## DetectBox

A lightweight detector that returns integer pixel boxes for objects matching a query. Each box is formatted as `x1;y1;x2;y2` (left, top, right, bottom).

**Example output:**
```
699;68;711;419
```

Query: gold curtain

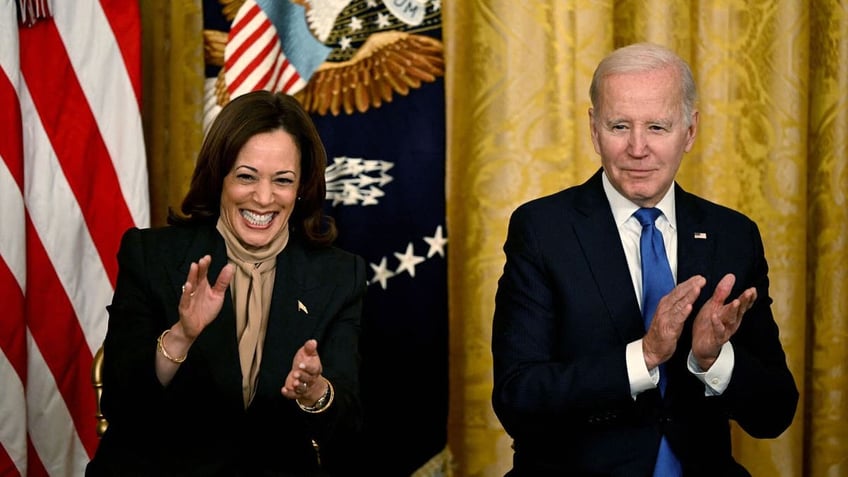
443;1;847;476
140;0;205;227
140;1;847;475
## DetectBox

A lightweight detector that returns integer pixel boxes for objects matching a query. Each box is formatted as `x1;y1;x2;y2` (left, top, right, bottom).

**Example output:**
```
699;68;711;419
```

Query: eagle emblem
204;0;444;116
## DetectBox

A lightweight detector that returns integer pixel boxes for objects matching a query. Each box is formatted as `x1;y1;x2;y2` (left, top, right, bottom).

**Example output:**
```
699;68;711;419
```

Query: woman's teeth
241;210;274;226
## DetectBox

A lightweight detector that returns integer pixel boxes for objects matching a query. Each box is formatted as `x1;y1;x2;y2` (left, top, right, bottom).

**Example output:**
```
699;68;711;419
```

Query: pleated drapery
443;2;846;476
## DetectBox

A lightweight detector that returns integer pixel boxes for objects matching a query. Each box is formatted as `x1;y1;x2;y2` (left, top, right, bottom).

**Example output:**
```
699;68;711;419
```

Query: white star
361;186;384;206
366;0;378;7
376;12;391;28
394;242;425;277
341;182;362;205
431;0;441;11
423;225;448;258
369;257;395;290
339;36;352;50
350;16;363;31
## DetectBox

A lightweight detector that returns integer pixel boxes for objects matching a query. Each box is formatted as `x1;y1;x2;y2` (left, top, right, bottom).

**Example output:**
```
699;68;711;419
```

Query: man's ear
684;110;699;152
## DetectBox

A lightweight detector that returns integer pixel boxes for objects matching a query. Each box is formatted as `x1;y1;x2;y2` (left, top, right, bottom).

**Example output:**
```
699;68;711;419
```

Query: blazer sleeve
492;200;639;440
100;227;175;428
706;217;798;438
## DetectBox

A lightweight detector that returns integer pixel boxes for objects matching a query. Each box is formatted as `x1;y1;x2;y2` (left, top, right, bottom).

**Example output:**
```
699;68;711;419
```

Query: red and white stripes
0;0;148;475
224;0;306;98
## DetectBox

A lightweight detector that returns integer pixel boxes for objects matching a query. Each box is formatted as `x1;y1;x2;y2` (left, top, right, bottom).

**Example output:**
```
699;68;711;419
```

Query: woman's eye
236;173;255;181
275;177;294;185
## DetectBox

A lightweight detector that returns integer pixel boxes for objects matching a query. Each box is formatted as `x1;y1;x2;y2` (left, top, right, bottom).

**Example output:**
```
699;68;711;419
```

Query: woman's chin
237;224;285;249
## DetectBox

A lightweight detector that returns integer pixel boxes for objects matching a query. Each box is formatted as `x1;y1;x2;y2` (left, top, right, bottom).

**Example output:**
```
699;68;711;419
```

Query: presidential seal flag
0;0;149;475
202;0;449;474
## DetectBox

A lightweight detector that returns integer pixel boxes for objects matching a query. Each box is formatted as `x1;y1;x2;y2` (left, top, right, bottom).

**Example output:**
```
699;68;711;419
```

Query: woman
87;91;366;476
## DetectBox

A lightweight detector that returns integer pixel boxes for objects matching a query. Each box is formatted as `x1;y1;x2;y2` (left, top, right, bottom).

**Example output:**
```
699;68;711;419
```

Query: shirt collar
601;169;677;229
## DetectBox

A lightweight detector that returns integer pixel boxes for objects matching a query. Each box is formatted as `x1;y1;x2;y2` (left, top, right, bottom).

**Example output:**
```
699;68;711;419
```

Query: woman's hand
281;339;329;405
177;255;235;341
156;255;234;385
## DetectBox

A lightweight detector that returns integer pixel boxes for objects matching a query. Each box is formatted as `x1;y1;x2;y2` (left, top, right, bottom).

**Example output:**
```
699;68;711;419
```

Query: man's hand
643;275;706;370
691;273;756;370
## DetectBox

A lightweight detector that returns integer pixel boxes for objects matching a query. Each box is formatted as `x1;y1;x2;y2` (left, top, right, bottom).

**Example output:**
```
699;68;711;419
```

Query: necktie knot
634;207;662;227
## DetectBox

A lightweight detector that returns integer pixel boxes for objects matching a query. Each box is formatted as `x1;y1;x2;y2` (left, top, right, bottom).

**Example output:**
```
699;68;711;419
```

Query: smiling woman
173;91;337;246
220;129;300;249
86;91;367;476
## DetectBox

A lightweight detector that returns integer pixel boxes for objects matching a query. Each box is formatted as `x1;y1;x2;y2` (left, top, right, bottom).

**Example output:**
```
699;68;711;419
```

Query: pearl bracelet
157;329;187;364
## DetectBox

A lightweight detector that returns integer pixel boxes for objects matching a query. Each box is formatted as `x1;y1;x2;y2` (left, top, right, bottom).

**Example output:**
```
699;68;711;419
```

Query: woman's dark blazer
87;222;366;477
492;169;798;476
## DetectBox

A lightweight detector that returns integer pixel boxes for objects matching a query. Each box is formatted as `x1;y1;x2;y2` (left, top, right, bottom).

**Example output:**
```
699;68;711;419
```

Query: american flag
223;0;330;99
0;0;148;475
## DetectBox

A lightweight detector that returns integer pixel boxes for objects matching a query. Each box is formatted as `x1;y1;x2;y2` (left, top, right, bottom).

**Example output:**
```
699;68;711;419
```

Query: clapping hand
281;339;329;406
691;273;756;370
177;255;235;341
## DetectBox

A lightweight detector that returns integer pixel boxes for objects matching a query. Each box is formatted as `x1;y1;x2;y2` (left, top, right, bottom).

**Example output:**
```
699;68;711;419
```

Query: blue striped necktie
634;207;682;477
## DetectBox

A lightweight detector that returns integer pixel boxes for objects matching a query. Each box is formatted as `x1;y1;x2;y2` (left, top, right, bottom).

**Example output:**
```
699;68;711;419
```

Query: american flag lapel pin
694;232;707;239
297;300;309;315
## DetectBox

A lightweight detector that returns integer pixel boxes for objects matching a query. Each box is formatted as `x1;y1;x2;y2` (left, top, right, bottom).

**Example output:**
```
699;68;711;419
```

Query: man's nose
628;129;649;157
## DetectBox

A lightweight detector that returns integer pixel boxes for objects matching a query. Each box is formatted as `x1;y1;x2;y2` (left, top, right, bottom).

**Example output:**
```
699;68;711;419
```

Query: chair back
91;345;108;437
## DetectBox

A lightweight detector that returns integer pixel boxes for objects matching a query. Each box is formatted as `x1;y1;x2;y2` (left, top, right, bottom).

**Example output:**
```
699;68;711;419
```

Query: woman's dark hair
168;90;337;246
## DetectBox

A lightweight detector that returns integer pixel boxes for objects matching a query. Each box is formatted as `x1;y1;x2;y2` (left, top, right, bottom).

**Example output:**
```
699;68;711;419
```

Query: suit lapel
573;171;645;343
666;186;716;397
256;238;332;398
674;185;715;289
163;224;232;299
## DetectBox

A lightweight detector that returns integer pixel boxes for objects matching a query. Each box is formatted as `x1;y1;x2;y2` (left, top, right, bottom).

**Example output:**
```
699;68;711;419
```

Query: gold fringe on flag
17;0;52;27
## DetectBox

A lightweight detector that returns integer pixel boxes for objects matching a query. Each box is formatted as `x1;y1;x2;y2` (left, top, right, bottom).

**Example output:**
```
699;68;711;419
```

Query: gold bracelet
297;379;334;414
157;329;187;364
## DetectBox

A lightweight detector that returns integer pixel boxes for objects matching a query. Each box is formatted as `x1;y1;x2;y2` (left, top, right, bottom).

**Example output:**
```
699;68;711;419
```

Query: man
491;43;798;476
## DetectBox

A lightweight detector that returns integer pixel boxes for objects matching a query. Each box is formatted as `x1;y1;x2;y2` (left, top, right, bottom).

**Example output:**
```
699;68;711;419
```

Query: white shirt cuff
687;341;735;396
626;339;659;399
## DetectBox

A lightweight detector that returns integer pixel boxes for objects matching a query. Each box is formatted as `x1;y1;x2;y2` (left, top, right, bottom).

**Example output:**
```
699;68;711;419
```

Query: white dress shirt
601;171;733;398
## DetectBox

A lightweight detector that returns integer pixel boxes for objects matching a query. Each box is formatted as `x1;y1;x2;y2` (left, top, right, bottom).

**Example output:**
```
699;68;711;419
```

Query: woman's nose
253;180;273;205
